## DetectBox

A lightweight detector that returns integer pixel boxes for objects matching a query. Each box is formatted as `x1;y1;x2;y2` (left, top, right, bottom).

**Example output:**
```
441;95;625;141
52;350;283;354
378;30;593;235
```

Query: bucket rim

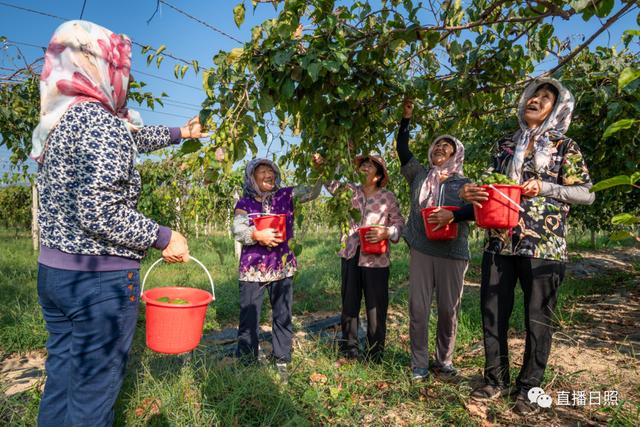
421;205;461;213
142;286;213;308
478;184;522;190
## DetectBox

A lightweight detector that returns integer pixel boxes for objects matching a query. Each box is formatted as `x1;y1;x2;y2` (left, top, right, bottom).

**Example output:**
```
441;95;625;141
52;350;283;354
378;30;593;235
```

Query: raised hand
402;98;414;119
180;116;209;139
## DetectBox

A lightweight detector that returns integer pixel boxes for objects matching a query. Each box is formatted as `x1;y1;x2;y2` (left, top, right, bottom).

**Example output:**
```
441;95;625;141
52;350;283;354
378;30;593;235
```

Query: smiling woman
460;78;596;416
230;158;322;377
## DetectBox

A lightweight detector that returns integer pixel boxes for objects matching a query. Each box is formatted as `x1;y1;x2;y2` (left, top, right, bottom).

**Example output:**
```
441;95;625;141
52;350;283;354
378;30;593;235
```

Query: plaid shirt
327;181;405;268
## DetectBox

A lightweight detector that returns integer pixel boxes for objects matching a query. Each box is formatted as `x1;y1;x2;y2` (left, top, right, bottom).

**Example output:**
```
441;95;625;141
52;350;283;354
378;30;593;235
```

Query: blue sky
0;0;637;173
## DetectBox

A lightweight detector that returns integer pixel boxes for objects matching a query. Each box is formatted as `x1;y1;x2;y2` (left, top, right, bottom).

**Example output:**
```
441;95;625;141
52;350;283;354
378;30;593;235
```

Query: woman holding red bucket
231;159;321;374
325;155;404;362
396;99;473;382
460;78;595;415
33;20;201;427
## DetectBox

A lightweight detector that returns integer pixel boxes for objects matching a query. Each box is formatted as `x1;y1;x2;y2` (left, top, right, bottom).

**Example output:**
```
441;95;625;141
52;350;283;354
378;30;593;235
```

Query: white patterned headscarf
419;134;465;208
31;20;141;163
507;78;574;183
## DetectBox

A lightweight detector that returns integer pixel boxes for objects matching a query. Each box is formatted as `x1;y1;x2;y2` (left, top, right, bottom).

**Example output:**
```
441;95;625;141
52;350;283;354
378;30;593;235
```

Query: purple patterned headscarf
242;158;282;212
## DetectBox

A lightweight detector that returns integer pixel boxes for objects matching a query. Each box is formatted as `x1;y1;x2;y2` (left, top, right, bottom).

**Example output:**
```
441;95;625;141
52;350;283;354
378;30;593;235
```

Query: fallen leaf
309;372;328;384
465;401;490;424
134;397;161;418
376;381;389;391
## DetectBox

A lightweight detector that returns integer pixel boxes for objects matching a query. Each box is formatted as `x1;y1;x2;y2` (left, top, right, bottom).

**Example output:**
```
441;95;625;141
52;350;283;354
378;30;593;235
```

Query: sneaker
411;367;429;381
513;393;540;416
433;365;458;380
470;383;512;401
275;362;289;384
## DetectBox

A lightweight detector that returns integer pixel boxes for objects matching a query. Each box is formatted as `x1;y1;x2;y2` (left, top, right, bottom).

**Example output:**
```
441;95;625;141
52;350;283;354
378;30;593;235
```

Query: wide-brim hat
355;154;389;188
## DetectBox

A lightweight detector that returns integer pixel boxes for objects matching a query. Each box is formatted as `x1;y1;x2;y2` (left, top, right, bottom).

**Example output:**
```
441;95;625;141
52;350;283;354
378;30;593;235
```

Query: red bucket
141;257;215;354
473;184;523;229
358;226;388;255
421;206;460;240
252;214;287;241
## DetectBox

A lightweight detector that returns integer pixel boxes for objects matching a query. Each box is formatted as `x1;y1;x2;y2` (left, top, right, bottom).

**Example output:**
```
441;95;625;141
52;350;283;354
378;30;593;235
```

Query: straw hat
355;154;389;188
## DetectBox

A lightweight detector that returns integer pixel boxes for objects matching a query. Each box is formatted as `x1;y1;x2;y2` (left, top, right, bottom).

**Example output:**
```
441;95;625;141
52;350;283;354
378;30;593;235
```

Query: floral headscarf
243;158;282;213
419;135;465;208
31;20;141;163
507;78;574;183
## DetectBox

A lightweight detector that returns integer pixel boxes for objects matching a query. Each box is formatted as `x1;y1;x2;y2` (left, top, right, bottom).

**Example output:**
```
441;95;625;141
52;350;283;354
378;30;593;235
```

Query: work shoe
411;367;429;381
433;364;458;381
513;393;540;416
470;383;512;401
275;362;289;384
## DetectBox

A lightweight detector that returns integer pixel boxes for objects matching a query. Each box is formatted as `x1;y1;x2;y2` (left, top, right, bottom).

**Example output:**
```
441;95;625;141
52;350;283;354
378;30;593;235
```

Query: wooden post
31;180;39;251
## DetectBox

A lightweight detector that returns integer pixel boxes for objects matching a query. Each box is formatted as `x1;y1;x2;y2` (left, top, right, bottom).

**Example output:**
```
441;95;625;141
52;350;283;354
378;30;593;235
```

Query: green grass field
0;229;638;426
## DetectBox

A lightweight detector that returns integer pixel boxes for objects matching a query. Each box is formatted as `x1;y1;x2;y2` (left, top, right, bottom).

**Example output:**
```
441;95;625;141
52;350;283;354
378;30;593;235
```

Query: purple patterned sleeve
169;127;182;144
152;226;172;250
235;198;249;212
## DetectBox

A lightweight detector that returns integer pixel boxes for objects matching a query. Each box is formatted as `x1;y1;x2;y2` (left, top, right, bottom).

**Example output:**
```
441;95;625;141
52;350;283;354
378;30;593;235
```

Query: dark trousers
340;249;390;359
37;264;140;427
236;277;293;363
480;252;565;392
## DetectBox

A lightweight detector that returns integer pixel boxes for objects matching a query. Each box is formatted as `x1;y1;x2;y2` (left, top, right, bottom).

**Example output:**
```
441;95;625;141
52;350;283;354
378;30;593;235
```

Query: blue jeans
37;264;140;427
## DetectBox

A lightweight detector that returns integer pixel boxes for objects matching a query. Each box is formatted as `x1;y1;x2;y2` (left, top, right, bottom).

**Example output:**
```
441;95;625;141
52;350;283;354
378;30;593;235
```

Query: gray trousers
409;248;467;369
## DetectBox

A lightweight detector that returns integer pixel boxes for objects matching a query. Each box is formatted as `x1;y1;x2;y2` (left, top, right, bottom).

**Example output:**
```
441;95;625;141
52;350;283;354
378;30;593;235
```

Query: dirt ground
460;248;640;426
2;248;639;426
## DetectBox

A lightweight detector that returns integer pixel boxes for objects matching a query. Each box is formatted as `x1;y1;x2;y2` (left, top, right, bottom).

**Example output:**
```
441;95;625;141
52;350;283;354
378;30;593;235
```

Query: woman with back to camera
33;20;206;427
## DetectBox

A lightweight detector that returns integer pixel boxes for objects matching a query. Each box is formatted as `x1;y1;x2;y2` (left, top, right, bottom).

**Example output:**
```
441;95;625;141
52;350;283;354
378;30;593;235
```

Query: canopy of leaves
200;0;636;182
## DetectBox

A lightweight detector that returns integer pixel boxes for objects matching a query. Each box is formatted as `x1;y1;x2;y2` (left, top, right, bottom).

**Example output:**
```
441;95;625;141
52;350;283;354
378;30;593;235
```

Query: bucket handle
141;256;215;300
487;184;525;212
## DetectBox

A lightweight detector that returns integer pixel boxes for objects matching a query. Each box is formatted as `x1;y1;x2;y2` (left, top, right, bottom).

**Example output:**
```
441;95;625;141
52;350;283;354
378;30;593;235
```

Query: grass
0;228;638;425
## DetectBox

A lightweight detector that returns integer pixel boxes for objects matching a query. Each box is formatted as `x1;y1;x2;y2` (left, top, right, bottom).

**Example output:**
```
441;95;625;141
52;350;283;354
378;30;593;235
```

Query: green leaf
180;139;202;154
199;109;213;125
630;171;640;184
156;44;166;55
424;30;440;49
569;0;591;12
602;119;637;139
611;213;639;225
594;0;614;17
618;67;640;91
273;50;293;66
233;3;246;28
590;175;631;192
227;48;244;64
258;94;274;113
307;62;321;82
282;79;295;98
609;230;635;241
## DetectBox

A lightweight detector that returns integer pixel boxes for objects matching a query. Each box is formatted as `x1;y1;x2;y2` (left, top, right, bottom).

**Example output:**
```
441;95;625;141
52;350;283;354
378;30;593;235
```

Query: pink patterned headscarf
31;20;141;163
418;135;465;208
